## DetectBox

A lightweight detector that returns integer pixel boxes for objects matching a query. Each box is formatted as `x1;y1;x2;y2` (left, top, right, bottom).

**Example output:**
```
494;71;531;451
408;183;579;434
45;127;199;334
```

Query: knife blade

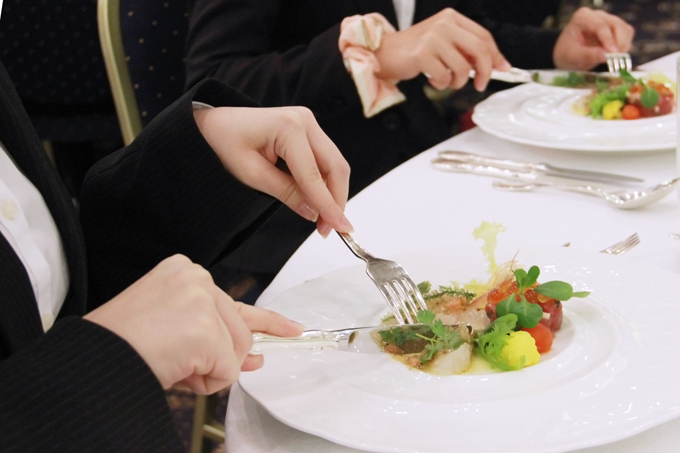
469;68;633;86
249;324;430;355
437;150;644;183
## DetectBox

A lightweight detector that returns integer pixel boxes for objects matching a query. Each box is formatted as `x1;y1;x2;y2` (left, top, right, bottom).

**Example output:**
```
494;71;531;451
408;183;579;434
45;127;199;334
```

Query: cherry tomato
541;299;563;331
521;324;554;354
657;92;674;115
621;104;640;120
630;82;675;118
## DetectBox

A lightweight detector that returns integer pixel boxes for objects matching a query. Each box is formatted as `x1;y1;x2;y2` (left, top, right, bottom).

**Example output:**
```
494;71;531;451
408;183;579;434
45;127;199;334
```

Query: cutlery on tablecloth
468;67;631;85
600;233;640;255
436;150;644;183
249;324;429;355
492;178;679;210
561;233;640;255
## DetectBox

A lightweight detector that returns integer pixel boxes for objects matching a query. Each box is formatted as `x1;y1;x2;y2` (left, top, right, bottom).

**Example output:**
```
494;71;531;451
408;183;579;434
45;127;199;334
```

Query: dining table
224;52;680;453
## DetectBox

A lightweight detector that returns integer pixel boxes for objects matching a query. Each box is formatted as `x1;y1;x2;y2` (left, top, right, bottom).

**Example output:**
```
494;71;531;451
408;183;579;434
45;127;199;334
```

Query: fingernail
339;215;354;233
299;203;319;222
318;223;332;238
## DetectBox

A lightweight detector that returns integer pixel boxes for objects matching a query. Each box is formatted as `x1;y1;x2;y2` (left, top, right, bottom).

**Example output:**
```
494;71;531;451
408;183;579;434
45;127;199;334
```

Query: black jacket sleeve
80;79;278;307
185;0;366;113
185;0;560;111
0;317;184;452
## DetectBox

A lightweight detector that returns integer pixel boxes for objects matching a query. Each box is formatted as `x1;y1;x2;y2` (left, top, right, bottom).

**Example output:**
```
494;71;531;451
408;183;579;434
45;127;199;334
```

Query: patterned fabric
120;0;189;127
339;13;406;118
0;0;120;142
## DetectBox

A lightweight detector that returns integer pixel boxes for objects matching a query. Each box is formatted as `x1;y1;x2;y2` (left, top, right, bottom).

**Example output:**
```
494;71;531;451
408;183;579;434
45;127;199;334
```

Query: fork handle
438;150;541;173
337;232;375;261
431;158;540;181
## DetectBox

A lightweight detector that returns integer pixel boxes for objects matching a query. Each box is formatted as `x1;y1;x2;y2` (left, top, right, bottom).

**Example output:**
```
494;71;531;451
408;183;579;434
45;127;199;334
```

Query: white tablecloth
225;54;680;453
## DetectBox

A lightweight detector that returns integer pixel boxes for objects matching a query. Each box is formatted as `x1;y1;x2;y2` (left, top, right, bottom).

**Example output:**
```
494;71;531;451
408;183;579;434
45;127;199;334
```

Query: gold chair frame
97;0;225;450
97;0;142;146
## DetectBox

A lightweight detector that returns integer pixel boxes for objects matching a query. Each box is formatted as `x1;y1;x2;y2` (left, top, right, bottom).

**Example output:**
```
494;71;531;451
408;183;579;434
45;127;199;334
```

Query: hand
194;106;352;238
83;255;303;394
553;7;635;70
374;8;510;92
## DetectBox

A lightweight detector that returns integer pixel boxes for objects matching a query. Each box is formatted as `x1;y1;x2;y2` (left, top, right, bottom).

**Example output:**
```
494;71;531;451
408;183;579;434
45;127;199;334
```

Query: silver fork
605;52;632;73
599;232;640;255
337;232;427;324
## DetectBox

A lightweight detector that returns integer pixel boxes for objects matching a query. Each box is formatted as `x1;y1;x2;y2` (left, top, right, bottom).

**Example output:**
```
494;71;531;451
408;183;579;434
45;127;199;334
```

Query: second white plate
472;83;676;153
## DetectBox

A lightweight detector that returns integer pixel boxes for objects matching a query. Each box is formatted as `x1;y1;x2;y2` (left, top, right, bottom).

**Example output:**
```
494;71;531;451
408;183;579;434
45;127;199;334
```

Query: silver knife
436;150;644;183
249;324;430;355
469;68;629;86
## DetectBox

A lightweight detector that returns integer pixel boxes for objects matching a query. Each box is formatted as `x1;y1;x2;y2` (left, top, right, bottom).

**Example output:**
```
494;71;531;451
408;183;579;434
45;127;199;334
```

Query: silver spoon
493;177;679;210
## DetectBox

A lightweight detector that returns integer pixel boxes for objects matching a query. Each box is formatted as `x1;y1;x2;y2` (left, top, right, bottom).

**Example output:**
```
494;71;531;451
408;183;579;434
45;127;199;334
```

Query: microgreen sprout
414;310;465;364
496;265;590;329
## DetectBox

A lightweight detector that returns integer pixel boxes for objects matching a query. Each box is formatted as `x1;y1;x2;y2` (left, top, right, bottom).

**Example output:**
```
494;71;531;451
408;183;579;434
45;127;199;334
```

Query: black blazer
184;0;561;275
0;61;278;452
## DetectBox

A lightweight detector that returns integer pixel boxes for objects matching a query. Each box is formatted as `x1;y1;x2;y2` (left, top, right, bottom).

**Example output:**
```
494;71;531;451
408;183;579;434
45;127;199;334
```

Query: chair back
0;0;120;142
98;0;188;145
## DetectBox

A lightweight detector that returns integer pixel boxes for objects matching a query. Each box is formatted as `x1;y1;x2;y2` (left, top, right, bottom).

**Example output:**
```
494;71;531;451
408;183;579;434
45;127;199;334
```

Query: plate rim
472;83;676;153
240;245;680;453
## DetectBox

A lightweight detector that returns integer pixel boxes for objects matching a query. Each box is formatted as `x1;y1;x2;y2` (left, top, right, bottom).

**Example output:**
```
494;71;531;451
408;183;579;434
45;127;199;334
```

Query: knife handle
437;150;539;173
249;330;343;355
431;157;539;181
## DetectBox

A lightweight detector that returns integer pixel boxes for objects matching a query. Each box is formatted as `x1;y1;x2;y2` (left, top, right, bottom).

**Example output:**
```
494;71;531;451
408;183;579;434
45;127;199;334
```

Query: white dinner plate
472;81;676;153
239;245;680;453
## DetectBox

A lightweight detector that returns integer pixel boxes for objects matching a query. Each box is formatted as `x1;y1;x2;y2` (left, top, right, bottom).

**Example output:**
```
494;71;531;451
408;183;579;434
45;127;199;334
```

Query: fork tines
337;232;427;325
605;52;633;73
377;273;427;324
600;232;640;255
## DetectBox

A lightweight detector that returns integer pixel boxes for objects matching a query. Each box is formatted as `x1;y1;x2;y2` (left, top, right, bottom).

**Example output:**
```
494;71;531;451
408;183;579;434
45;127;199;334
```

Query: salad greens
589;85;628;118
475;314;522;371
380;255;592;373
551;71;589;88
378;310;464;364
415;310;465;363
588;69;660;117
495;265;590;329
418;281;476;303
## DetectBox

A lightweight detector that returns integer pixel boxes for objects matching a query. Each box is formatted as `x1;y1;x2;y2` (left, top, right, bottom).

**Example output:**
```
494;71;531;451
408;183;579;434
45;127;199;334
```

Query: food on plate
548;71;617;90
554;70;675;120
374;312;473;375
374;261;590;375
